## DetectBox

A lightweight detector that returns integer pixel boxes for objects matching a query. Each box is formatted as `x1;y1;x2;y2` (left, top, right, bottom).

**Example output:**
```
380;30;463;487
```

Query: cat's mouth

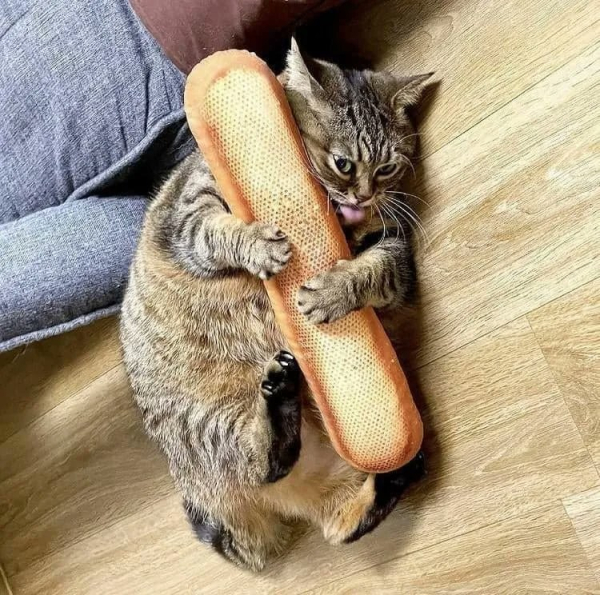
330;198;366;225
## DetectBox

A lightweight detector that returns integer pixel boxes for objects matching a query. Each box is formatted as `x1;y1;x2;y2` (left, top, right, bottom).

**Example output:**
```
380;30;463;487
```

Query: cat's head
281;40;432;226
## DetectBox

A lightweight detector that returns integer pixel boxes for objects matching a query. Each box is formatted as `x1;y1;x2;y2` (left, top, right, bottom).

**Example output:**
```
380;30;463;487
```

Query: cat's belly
190;276;409;368
187;274;286;365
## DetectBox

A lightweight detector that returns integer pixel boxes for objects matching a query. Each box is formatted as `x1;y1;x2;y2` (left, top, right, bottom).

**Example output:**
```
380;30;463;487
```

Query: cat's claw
244;223;291;280
297;262;358;324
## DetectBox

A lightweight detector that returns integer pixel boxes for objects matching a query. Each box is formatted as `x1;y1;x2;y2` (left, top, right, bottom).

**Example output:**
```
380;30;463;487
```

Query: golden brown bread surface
184;50;422;472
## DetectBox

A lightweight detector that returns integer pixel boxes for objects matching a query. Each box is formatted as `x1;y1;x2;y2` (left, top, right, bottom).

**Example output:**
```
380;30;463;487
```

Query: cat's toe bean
275;350;300;377
261;381;275;397
261;351;300;399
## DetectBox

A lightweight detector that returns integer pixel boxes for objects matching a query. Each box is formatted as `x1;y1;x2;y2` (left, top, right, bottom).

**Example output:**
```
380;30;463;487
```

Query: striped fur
120;44;430;571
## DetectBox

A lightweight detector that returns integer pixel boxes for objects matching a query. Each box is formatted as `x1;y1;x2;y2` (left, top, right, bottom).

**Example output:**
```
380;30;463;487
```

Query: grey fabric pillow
0;0;191;352
0;197;148;352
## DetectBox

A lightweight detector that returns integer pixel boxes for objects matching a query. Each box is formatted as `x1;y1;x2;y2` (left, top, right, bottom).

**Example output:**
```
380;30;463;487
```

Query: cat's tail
184;500;271;572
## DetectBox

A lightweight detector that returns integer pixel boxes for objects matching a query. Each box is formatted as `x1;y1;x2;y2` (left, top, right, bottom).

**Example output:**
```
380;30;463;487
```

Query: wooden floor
1;0;599;593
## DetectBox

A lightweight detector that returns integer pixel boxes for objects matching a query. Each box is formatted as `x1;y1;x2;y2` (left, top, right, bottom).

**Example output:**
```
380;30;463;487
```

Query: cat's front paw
297;261;359;324
243;223;291;280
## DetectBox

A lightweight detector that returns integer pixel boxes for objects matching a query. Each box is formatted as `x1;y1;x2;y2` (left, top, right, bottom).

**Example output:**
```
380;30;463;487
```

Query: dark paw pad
343;452;426;545
374;450;426;505
261;351;300;399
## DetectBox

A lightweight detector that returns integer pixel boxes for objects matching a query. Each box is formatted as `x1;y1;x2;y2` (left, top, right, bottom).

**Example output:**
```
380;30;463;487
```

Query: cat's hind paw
262;351;302;483
261;351;300;400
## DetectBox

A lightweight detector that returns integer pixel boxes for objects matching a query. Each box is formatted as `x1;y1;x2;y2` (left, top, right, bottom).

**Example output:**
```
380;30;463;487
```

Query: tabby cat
120;40;431;571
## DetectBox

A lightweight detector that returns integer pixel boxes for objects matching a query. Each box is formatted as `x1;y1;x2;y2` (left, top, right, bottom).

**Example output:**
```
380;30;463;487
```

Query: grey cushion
0;197;148;352
0;0;192;351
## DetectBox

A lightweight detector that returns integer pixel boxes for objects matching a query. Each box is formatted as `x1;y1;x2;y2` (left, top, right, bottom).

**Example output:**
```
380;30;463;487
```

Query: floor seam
419;36;600;162
3;494;176;589
0;361;122;451
560;495;600;586
0;562;14;595
415;272;600;372
525;314;600;479
298;502;559;595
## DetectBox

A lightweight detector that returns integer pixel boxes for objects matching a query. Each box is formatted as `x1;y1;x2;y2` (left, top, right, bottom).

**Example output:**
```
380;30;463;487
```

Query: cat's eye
332;155;355;176
376;163;399;178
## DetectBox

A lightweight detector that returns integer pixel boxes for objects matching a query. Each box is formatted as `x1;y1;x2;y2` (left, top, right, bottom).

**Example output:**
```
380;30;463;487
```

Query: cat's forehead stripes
338;76;394;165
347;109;391;166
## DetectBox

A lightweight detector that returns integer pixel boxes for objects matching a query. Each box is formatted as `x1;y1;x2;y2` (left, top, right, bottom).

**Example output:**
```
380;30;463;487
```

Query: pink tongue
338;204;366;224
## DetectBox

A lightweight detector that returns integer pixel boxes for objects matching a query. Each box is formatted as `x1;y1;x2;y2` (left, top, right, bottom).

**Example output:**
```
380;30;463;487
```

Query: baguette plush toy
184;50;423;473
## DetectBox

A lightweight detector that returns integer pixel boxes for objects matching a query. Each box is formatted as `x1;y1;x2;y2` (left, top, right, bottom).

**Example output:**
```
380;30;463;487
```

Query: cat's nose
356;194;373;204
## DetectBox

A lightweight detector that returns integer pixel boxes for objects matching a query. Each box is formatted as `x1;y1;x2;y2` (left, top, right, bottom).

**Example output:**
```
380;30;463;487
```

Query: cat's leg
146;350;302;489
172;352;301;570
171;201;292;280
261;350;303;483
156;152;292;279
297;235;416;325
135;351;301;571
319;451;425;544
184;498;293;571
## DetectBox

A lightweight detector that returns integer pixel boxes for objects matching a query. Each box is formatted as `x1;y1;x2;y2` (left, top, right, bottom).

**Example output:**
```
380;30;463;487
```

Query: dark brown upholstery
130;0;344;74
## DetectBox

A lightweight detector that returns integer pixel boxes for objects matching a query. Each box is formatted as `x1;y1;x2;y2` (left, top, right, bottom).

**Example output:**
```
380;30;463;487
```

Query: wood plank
564;486;600;581
2;4;599;594
9;497;207;595
0;564;12;595
528;278;600;467
0;364;173;577
412;42;600;364
329;0;599;157
7;318;598;594
309;504;600;594
0;316;121;444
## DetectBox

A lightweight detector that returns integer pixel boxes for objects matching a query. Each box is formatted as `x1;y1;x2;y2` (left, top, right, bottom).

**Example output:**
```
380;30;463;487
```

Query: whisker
398;154;416;179
382;202;410;246
384;194;428;218
374;204;387;248
299;149;331;191
384;194;423;219
397;131;422;145
392;201;430;247
383;196;428;249
385;200;408;233
307;164;327;187
381;203;404;244
385;189;431;208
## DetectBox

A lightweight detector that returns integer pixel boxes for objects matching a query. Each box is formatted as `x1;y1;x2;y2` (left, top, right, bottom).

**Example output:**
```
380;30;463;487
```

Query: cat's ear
283;38;333;119
371;71;434;110
284;39;326;100
391;73;435;108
